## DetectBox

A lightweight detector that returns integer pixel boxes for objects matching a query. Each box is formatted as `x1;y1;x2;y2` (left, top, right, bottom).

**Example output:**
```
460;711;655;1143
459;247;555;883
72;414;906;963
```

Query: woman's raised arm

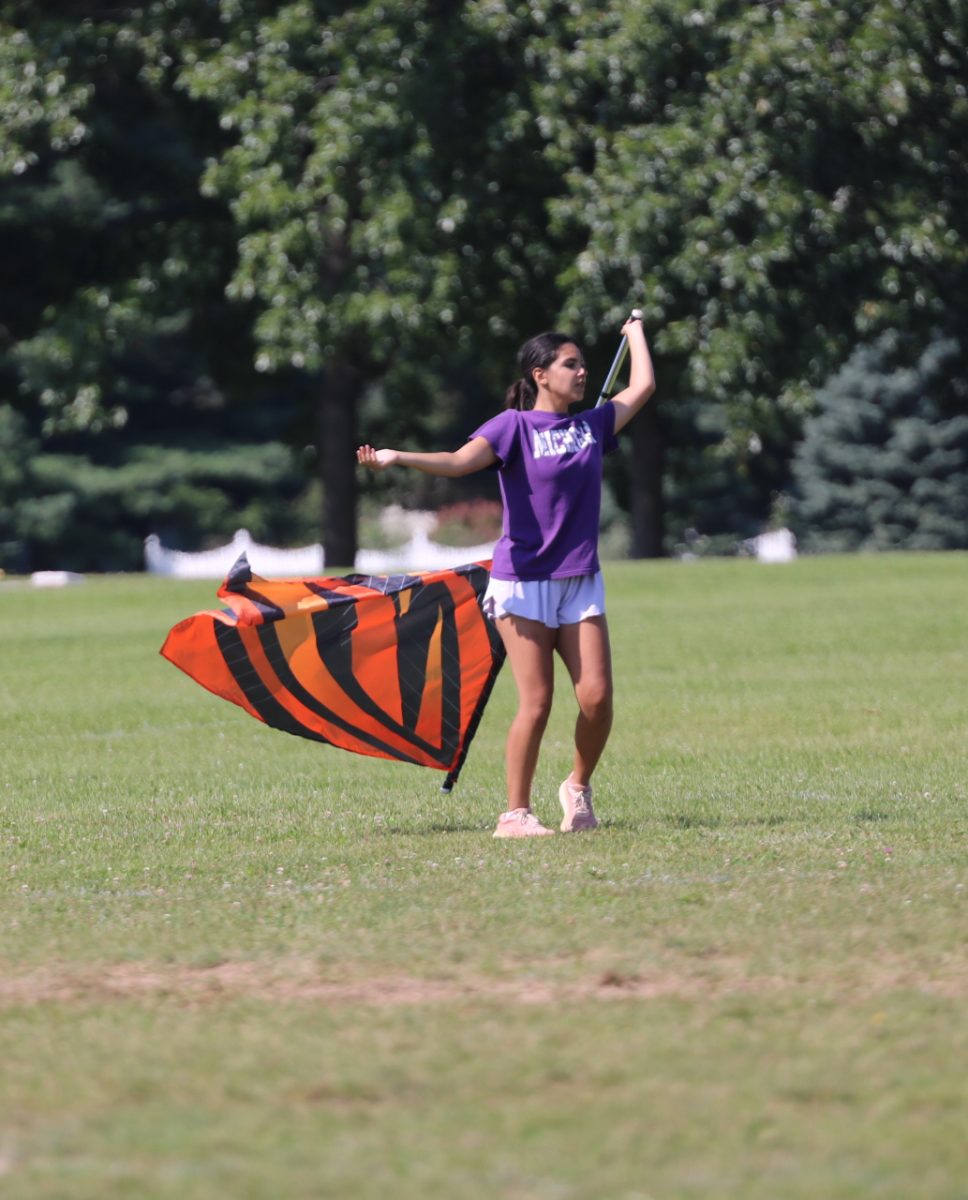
610;319;656;434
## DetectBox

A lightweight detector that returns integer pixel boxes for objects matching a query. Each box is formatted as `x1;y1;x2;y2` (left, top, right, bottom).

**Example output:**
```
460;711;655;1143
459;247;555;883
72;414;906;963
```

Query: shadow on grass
665;812;789;830
380;820;488;835
378;816;639;835
854;808;892;823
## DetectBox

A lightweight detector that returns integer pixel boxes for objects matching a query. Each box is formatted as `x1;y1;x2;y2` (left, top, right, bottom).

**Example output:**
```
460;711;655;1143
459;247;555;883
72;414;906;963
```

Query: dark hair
504;331;578;410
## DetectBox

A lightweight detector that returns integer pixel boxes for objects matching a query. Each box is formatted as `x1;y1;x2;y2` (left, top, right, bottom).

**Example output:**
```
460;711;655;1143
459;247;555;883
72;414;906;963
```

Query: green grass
1;554;966;1198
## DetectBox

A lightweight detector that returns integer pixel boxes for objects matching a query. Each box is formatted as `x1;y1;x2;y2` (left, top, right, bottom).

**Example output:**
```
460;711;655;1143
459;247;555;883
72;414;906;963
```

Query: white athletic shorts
482;571;606;629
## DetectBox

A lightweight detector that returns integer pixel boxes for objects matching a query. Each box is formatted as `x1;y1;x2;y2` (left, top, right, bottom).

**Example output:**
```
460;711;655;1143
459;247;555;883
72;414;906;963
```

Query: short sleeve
469;410;520;467
593;401;619;455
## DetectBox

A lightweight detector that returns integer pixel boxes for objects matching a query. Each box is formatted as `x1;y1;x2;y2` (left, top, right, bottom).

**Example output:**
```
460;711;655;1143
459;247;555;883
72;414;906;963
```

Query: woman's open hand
356;445;399;470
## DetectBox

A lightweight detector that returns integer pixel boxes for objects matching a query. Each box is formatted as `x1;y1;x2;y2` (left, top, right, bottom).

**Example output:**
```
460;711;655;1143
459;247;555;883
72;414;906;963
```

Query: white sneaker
493;809;555;838
558;778;598;832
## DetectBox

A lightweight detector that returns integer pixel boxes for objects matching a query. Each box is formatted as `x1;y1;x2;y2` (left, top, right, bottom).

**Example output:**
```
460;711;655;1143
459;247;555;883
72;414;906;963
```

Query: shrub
433;500;503;547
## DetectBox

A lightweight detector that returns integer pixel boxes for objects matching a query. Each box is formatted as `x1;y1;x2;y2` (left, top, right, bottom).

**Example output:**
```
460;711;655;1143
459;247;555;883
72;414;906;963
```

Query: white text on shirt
531;422;597;459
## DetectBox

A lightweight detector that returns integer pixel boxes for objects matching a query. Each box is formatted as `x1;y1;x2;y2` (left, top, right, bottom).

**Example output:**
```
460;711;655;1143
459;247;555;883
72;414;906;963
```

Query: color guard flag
161;555;505;790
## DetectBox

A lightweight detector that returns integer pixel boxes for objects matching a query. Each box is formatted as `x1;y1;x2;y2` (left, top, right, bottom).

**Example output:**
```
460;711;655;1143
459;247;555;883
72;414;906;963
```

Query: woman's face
534;343;587;406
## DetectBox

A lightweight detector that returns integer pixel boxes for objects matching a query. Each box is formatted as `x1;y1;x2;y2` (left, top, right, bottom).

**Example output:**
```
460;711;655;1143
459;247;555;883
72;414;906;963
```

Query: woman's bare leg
555;616;614;788
495;614;557;810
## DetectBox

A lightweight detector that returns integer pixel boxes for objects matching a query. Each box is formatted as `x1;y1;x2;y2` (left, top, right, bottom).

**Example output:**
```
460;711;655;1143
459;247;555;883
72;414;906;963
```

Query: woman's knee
577;679;613;724
517;687;554;728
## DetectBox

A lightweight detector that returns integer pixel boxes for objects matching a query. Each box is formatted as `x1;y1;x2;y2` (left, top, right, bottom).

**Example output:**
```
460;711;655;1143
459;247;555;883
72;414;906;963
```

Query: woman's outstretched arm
356;436;496;478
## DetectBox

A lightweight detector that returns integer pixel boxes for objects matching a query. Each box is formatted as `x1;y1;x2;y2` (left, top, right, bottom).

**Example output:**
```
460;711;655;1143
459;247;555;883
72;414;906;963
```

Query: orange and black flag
161;555;504;791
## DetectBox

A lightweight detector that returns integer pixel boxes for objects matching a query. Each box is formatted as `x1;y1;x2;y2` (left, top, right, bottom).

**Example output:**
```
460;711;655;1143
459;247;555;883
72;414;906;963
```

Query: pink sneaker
558;778;598;832
493;809;554;838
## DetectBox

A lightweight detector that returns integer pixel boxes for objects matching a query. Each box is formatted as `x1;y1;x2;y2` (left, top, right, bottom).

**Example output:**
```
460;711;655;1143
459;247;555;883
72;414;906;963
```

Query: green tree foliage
0;12;91;176
1;377;317;574
17;440;319;572
2;1;967;570
536;0;968;551
3;1;578;569
0;406;32;568
179;0;571;564
0;3;320;571
0;4;236;432
793;333;968;551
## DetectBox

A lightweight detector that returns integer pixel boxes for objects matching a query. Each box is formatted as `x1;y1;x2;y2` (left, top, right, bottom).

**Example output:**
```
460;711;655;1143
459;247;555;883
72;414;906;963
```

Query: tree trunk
317;360;363;569
628;399;665;558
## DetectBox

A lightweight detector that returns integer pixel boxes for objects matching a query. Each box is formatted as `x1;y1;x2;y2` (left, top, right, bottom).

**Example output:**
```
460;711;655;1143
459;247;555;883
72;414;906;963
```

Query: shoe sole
559;815;599;833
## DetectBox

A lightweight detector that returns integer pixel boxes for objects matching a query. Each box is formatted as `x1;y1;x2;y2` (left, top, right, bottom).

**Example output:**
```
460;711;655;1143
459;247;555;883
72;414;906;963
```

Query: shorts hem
482;572;606;629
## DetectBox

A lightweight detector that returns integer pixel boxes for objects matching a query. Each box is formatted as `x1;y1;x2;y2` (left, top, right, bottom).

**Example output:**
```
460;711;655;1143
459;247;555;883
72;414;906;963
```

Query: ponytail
504;377;536;411
503;331;577;411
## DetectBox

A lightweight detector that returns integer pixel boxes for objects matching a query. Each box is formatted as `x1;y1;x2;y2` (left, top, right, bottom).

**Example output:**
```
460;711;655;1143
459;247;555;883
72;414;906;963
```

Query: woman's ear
531;366;547;391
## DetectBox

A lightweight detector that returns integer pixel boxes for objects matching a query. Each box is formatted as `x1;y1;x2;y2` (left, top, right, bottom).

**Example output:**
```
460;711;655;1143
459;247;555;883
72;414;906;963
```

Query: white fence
144;520;797;579
144;527;496;579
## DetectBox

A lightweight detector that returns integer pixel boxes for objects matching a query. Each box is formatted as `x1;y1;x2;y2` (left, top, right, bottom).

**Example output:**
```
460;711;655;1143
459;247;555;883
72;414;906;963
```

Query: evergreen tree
793;333;968;551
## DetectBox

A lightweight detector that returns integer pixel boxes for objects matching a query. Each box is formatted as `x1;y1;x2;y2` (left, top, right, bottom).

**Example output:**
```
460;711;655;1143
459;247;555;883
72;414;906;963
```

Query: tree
1;3;581;568
536;0;968;553
8;1;966;568
792;333;968;551
179;0;572;565
0;3;236;434
0;4;324;570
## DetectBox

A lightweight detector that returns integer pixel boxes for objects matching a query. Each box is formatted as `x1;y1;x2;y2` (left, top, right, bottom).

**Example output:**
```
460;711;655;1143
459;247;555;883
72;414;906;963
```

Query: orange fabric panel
160;613;265;724
349;594;404;727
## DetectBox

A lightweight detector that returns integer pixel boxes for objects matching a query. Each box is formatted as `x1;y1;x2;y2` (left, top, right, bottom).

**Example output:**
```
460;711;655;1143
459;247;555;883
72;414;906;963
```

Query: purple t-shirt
470;403;618;581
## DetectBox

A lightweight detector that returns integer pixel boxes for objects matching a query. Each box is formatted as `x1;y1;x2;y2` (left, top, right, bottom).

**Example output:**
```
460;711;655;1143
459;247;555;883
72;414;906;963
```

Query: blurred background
1;0;965;573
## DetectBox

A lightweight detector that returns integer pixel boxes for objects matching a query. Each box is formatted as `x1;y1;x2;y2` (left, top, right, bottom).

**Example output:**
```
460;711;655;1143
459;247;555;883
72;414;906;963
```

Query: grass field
1;553;966;1199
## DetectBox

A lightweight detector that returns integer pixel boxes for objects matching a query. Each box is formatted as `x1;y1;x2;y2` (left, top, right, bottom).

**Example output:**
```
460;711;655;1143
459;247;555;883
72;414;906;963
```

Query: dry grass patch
3;953;967;1010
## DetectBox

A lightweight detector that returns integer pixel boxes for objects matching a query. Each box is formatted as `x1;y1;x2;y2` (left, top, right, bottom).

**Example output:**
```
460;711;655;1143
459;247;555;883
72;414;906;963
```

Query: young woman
357;316;655;837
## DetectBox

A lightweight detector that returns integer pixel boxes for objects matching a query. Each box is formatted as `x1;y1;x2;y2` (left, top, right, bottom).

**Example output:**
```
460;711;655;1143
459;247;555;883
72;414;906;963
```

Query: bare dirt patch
0;960;726;1008
2;957;966;1009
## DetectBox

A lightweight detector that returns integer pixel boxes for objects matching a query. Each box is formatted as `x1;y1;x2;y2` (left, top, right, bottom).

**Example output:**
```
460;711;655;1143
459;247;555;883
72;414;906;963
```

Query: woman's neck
532;393;571;414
